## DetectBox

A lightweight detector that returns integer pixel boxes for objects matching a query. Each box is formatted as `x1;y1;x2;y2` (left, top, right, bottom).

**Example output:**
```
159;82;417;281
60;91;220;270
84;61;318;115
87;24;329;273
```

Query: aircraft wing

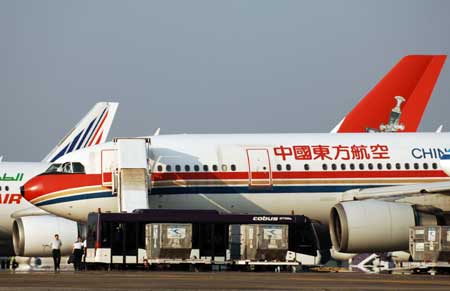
339;180;450;202
341;155;450;202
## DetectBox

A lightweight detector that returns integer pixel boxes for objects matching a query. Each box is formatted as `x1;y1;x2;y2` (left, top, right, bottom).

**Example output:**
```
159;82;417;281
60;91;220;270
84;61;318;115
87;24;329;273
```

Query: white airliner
22;55;450;255
0;102;118;256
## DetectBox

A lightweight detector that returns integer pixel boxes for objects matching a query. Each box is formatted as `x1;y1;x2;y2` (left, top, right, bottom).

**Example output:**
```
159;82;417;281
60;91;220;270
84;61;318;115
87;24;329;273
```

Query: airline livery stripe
149;184;387;195
50;143;70;163
76;118;96;150
85;108;107;147
35;191;113;207
151;178;447;188
95;130;103;145
30;185;108;204
89;110;109;146
35;185;388;206
67;130;83;154
152;170;448;181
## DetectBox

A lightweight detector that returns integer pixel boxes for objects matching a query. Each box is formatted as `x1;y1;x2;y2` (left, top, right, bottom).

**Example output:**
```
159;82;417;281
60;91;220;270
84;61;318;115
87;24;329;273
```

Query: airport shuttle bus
85;209;331;270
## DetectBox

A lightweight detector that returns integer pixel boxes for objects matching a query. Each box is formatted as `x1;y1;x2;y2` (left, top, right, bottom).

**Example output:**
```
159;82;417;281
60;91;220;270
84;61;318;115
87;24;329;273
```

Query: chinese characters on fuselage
273;144;390;161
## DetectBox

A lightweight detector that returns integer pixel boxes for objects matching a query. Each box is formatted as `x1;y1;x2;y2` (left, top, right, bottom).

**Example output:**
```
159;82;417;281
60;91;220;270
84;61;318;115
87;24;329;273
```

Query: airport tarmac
0;271;449;291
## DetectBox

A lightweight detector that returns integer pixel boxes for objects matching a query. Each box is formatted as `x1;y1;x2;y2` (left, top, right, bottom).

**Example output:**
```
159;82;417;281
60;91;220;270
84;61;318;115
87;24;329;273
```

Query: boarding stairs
101;138;151;212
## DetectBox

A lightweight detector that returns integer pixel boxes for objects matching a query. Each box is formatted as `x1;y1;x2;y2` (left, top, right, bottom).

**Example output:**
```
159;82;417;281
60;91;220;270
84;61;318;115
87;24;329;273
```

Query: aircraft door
101;149;117;188
246;149;272;188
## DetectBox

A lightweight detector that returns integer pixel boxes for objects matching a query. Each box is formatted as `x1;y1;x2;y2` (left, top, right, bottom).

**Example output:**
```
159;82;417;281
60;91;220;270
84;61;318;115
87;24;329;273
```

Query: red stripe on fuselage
152;170;447;181
23;170;448;201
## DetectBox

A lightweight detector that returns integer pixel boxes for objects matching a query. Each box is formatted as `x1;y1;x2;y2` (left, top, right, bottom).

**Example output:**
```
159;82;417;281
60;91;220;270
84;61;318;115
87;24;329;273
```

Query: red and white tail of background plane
332;55;447;133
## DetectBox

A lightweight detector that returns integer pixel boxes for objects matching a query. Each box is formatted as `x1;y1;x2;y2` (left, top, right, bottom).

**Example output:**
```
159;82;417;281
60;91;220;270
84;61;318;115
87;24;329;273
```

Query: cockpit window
63;162;72;173
72;162;85;173
45;164;62;173
45;162;85;174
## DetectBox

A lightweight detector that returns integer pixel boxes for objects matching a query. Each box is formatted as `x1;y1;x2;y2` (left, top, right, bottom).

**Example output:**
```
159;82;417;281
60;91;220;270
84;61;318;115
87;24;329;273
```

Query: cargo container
146;223;193;259
229;224;289;261
409;226;450;262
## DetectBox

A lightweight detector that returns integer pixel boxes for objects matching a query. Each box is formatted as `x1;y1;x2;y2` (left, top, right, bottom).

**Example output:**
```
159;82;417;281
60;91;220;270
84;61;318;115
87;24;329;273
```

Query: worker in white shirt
72;236;84;271
49;234;62;271
82;239;87;266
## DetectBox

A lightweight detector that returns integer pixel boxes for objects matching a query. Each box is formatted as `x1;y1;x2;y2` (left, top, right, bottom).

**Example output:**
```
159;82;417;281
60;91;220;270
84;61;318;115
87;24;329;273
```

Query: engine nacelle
330;200;438;253
13;215;78;257
330;247;356;261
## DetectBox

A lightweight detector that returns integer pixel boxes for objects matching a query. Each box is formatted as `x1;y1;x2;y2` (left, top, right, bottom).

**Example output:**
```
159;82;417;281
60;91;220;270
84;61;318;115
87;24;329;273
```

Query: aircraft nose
21;176;46;203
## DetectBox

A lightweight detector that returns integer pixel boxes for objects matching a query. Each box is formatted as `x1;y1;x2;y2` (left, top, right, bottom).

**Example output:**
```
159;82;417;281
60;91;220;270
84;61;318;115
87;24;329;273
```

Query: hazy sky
1;0;449;161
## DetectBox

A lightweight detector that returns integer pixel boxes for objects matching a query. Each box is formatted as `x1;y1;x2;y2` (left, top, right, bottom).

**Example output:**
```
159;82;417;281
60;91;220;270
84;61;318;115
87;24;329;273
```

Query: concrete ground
1;271;450;291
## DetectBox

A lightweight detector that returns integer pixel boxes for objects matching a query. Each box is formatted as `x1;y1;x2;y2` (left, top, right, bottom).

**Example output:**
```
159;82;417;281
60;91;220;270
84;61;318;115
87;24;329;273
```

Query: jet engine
12;215;78;257
329;200;444;253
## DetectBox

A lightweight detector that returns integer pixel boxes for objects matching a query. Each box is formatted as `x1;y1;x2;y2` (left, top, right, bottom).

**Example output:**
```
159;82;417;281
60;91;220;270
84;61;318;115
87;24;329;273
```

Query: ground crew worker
72;237;83;271
49;234;62;272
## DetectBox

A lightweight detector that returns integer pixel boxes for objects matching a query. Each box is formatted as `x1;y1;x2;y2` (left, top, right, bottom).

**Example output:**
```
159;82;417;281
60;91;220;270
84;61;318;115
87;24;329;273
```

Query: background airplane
0;102;118;257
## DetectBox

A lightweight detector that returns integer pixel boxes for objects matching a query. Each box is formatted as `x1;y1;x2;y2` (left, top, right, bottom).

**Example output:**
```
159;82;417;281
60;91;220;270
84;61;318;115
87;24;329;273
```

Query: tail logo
49;108;109;162
366;96;405;133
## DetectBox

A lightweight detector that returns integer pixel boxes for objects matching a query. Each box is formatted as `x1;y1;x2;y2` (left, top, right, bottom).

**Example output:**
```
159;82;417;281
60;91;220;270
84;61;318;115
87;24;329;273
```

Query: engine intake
13;215;79;257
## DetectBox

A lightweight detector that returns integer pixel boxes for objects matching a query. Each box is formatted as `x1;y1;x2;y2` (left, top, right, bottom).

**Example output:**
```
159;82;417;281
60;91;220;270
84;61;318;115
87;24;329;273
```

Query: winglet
334;55;447;133
43;102;119;162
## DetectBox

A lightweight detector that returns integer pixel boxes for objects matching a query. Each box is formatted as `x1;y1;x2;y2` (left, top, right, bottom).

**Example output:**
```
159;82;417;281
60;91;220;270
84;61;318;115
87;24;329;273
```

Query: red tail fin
337;55;446;133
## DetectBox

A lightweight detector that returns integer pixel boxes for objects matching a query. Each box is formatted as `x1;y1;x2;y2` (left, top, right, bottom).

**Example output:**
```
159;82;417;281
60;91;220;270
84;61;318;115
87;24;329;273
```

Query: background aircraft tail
43;102;119;162
333;55;447;133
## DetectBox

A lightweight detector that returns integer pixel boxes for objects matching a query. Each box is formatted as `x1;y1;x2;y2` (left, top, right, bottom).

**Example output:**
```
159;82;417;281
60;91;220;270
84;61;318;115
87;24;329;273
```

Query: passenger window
368;163;373;170
0;186;2;191
377;163;383;170
432;163;438;170
331;164;337;170
277;164;282;171
194;165;200;172
222;165;227;171
322;164;328;171
175;165;181;172
212;165;218;171
231;165;236;171
359;163;364;170
5;186;9;191
157;165;163;172
185;165;190;172
423;163;429;170
349;163;355;170
304;164;310;171
286;164;291;171
386;163;392;170
404;163;410;170
166;165;172;172
414;163;419;170
395;163;401;170
340;164;346;170
203;165;209;172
